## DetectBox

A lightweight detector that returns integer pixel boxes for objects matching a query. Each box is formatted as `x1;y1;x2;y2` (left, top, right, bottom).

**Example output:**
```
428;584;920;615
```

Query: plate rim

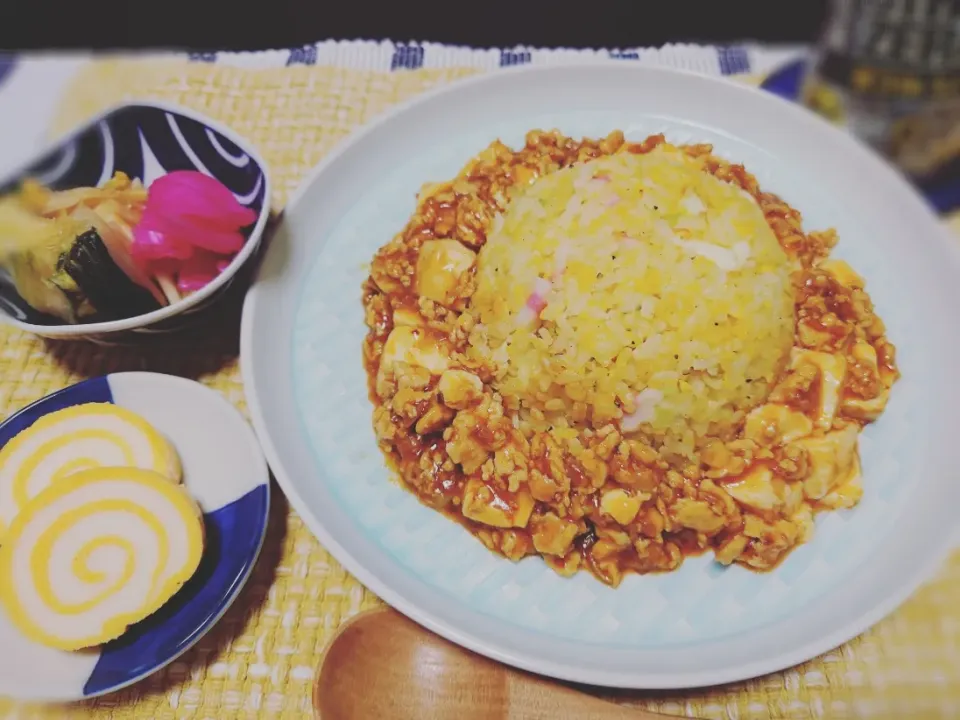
0;371;271;701
240;62;960;689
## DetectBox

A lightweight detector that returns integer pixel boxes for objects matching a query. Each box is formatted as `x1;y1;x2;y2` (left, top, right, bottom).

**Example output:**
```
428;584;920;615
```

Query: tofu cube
795;425;859;500
416;239;476;306
600;488;642;525
461;477;534;528
723;465;784;512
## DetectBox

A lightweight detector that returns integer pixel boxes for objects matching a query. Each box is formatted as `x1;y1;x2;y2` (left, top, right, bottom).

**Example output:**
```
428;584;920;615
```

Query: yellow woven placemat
0;59;958;720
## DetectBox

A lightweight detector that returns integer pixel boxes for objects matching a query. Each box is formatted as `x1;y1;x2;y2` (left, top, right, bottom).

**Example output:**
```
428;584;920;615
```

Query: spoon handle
506;675;691;719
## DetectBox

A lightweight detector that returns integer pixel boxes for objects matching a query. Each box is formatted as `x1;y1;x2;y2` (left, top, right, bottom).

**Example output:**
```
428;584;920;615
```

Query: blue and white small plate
0;102;271;342
0;372;270;701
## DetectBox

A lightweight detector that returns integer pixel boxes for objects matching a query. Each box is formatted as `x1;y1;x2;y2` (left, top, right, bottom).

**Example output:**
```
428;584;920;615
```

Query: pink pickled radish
176;271;216;293
131;225;193;262
130;170;257;295
175;250;223;293
138;207;245;254
147;171;256;229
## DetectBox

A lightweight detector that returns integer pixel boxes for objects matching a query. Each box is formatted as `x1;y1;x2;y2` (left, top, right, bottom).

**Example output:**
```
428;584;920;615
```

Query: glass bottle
802;0;960;211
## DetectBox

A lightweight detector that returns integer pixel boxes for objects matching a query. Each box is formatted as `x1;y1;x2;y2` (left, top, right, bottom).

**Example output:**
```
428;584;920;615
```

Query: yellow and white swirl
0;467;204;651
0;403;182;537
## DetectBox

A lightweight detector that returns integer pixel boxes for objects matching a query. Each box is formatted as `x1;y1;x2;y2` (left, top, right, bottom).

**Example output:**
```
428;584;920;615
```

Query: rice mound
467;145;797;458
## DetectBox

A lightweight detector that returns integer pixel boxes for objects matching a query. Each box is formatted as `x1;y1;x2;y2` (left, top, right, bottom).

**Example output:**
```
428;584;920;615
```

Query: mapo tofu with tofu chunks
362;130;899;586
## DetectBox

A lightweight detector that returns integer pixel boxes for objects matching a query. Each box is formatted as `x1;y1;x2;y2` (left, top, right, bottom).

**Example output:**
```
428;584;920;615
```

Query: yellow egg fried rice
468;147;795;459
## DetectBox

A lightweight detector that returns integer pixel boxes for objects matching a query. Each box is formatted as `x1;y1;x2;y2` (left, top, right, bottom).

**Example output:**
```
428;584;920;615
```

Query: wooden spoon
313;607;693;720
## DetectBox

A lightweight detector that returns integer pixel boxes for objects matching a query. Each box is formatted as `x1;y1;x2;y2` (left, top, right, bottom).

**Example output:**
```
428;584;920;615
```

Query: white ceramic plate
0;372;270;701
240;64;960;689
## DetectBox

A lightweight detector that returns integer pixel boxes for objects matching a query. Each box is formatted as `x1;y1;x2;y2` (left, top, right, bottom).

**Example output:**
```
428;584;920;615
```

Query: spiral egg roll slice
0;467;204;650
0;403;182;536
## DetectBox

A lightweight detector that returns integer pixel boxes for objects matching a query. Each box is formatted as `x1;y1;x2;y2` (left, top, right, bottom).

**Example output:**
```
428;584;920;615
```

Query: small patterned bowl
0;372;270;701
0;102;271;342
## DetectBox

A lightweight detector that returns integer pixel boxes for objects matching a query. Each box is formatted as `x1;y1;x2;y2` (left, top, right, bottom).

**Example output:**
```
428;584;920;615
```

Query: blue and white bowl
0;372;270;701
0;102;271;342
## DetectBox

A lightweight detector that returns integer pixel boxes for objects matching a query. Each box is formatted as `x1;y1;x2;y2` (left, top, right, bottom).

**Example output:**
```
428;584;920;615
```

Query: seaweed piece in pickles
52;229;163;321
0;172;167;323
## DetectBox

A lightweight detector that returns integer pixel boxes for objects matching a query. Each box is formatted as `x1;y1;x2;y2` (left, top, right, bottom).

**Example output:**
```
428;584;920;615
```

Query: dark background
2;0;830;52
